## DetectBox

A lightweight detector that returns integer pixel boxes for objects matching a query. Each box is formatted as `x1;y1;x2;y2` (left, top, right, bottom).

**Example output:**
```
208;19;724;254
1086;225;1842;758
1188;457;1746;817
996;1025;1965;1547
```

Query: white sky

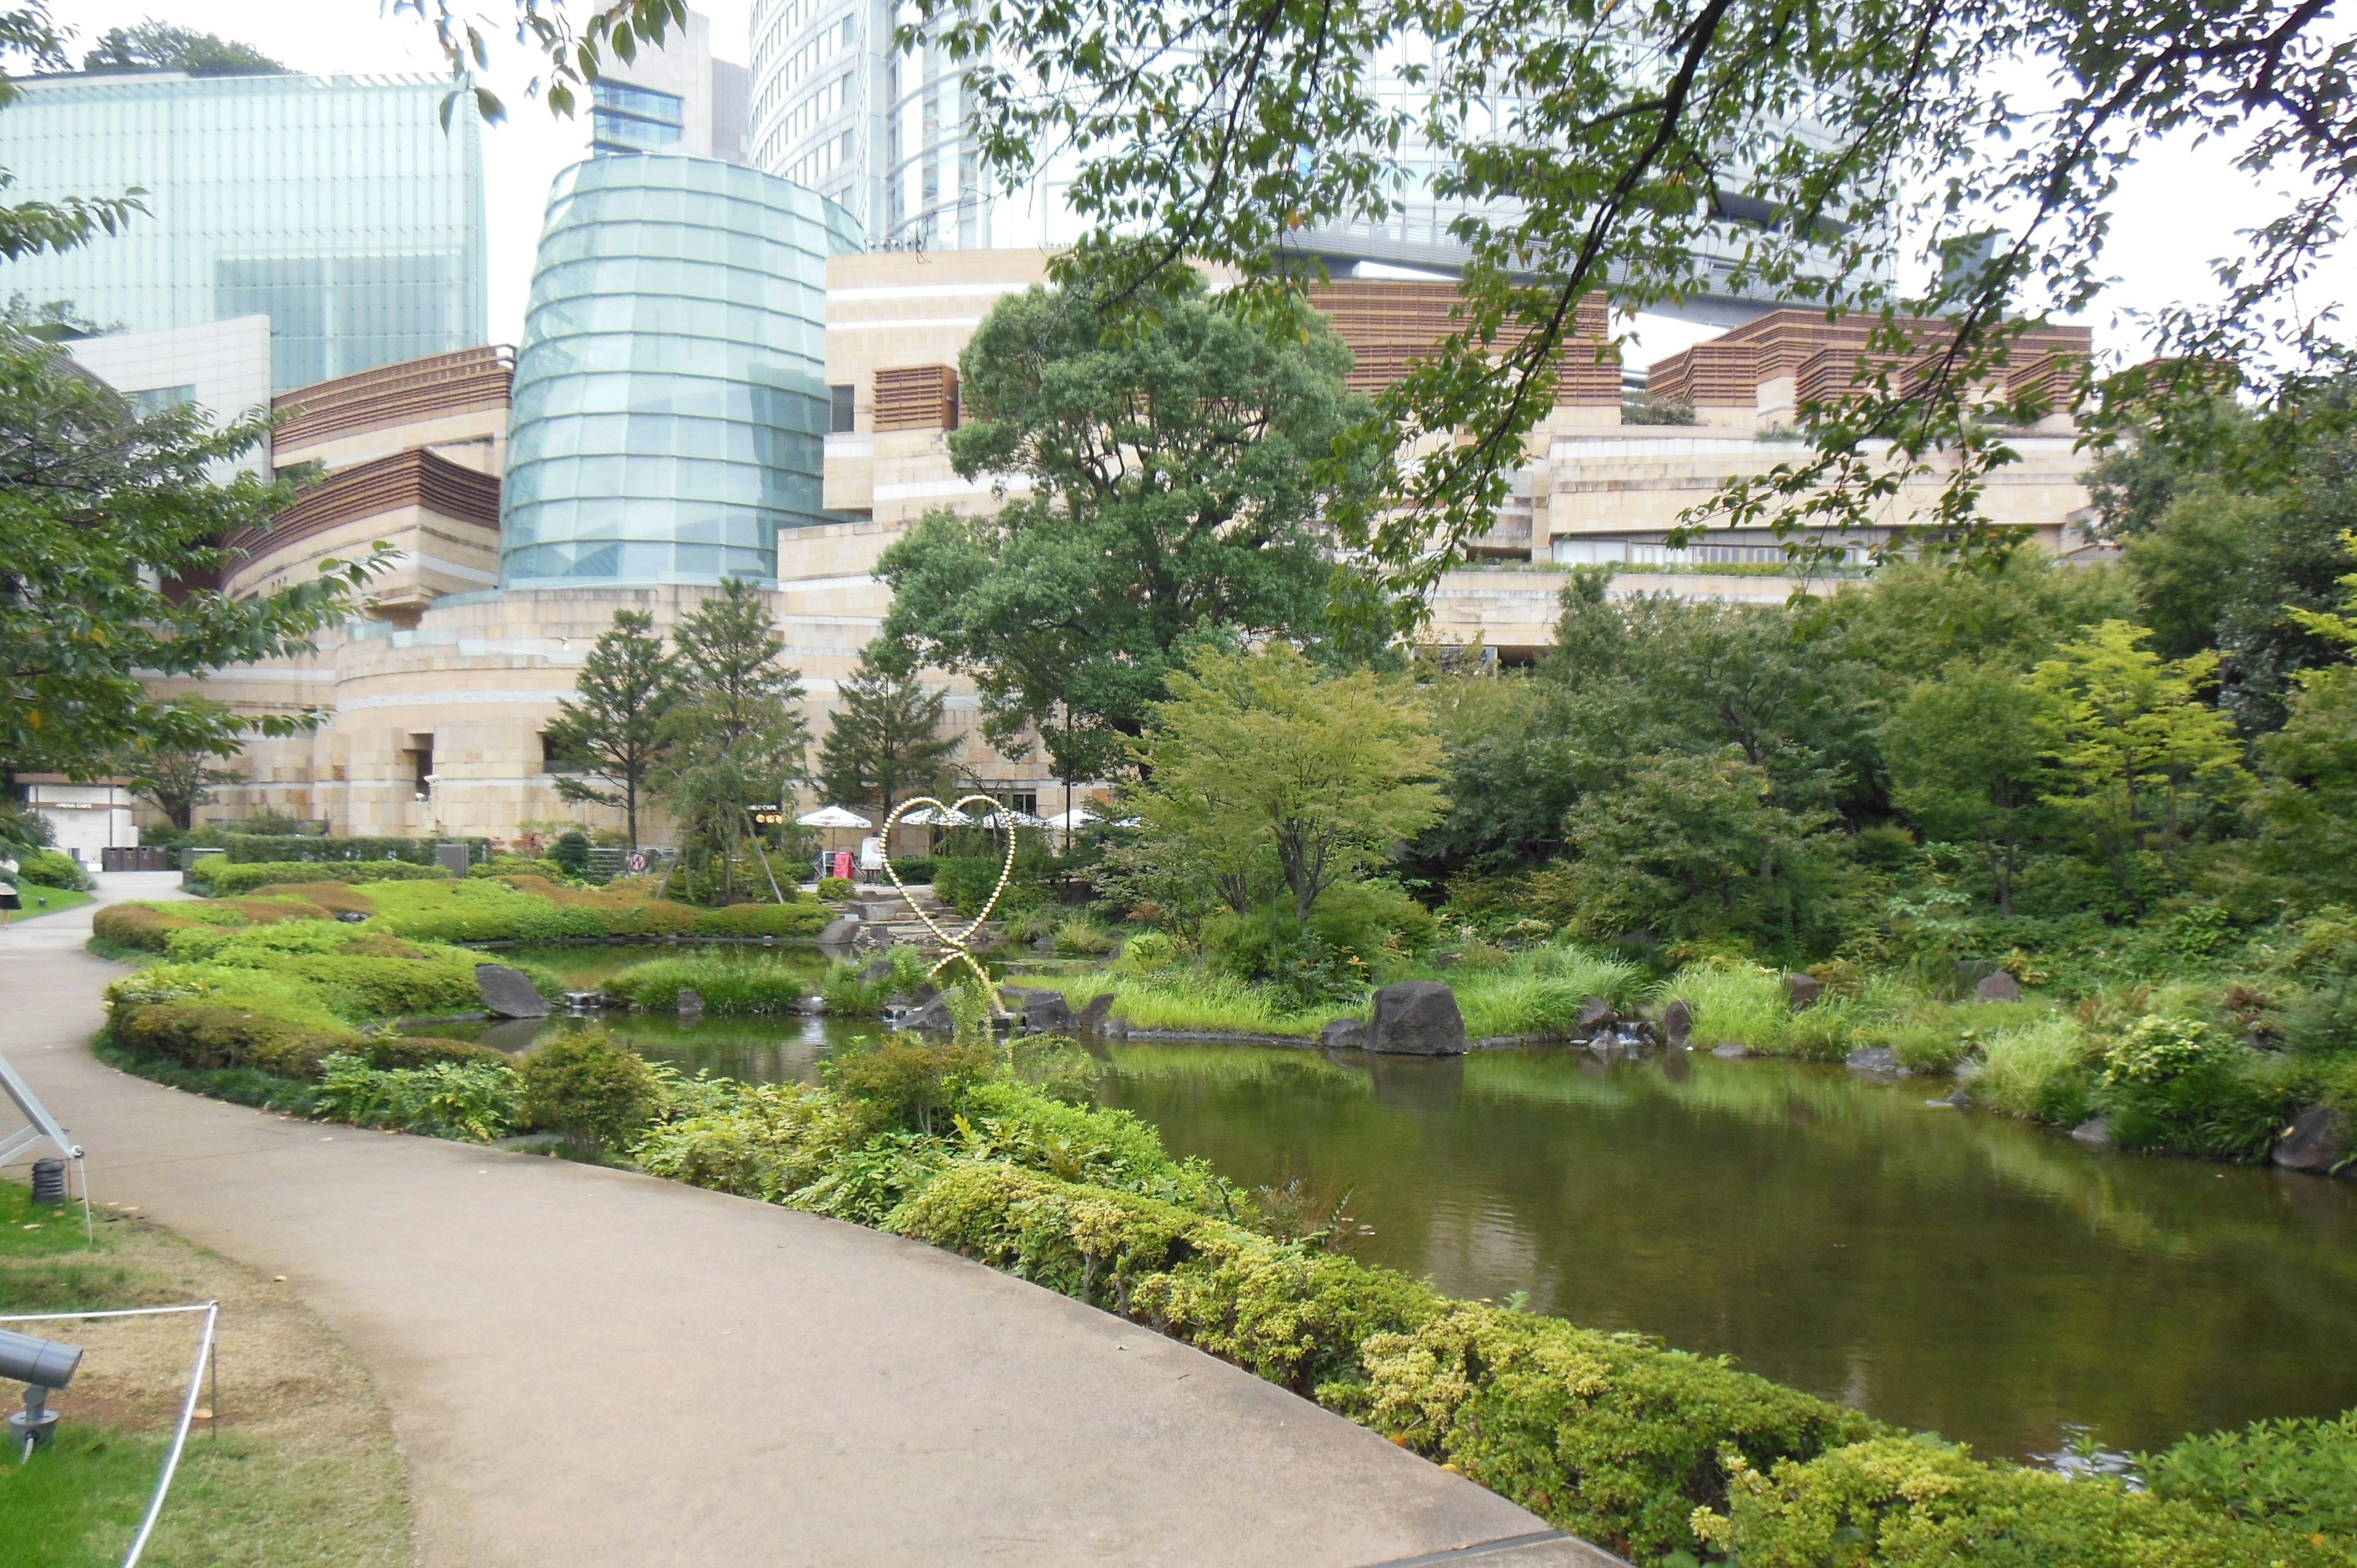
52;1;2357;364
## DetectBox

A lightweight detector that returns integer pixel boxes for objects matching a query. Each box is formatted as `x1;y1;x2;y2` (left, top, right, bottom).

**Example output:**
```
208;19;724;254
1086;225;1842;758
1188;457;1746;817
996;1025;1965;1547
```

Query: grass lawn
0;1180;411;1566
7;886;93;924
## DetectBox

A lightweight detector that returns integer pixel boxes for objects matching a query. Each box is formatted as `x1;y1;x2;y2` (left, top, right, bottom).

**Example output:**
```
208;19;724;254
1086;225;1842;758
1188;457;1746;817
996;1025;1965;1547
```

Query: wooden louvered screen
1309;282;1620;404
1649;311;2094;408
225;449;500;559
273;346;513;450
873;365;959;430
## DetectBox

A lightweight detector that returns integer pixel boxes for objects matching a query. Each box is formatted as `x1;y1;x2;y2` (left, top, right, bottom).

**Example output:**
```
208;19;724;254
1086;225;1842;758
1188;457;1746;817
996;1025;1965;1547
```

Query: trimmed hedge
692;900;832;938
1705;1433;2343;1567
188;859;451;897
215;834;487;865
93;902;207;951
602;956;813;1013
17;848;93;891
111;1002;500;1081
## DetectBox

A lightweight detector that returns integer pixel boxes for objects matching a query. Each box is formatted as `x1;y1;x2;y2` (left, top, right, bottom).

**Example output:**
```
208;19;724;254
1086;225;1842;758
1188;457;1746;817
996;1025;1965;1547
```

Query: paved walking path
1;874;1620;1568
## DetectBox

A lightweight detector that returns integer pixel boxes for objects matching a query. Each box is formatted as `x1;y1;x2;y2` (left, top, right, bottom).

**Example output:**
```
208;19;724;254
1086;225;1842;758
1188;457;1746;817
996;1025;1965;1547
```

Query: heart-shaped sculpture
878;794;1020;989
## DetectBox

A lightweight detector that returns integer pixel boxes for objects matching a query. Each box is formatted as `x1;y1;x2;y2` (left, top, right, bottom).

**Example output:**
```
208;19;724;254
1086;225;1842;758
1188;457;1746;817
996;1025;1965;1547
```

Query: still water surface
463;946;2357;1460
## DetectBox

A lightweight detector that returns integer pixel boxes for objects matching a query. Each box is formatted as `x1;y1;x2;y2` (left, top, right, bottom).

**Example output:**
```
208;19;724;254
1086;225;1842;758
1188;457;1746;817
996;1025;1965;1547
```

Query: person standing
0;856;18;931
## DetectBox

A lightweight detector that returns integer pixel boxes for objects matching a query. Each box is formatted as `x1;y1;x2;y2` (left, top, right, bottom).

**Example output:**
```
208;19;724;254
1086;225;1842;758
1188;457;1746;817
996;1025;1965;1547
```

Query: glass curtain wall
500;155;862;589
0;72;486;391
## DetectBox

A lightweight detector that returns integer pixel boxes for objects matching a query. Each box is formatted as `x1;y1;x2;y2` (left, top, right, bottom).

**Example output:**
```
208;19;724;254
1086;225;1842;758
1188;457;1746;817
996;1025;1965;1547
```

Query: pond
428;947;2357;1462
1095;1045;2357;1465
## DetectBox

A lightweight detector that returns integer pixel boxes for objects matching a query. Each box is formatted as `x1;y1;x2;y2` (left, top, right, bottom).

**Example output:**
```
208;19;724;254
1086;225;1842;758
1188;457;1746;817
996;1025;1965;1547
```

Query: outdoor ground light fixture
1;1324;84;1457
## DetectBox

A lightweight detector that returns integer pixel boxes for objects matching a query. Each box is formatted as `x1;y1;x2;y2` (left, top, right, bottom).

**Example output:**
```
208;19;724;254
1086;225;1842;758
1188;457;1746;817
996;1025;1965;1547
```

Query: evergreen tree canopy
543;609;677;851
816;639;961;820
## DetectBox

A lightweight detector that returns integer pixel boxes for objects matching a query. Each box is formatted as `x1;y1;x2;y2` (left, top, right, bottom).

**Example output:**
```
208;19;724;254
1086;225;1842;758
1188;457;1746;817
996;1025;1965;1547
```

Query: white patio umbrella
977;807;1050;829
796;805;873;884
1044;806;1098;831
896;805;972;827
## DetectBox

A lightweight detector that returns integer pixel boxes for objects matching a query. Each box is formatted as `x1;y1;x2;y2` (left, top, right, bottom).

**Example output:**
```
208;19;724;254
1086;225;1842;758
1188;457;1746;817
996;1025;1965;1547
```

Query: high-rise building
0;70;487;392
585;7;750;163
500;155;859;588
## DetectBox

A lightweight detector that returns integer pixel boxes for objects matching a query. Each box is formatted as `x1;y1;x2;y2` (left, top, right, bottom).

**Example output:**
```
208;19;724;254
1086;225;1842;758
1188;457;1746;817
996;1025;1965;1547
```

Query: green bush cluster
602;955;816;1013
15;848;92;891
112;1001;497;1082
2145;1406;2357;1540
1703;1434;2342;1567
815;945;934;1016
516;1030;662;1147
314;1054;517;1141
189;859;450;897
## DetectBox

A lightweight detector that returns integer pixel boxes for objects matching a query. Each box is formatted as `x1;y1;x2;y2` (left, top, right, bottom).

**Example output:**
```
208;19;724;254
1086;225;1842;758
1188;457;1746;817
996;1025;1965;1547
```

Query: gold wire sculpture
877;794;1020;989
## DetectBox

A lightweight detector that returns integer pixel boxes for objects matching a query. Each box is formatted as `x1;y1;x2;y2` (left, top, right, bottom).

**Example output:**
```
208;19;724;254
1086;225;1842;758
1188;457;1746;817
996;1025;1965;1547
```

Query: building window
592;79;685;155
830;384;854;433
132;384;196;417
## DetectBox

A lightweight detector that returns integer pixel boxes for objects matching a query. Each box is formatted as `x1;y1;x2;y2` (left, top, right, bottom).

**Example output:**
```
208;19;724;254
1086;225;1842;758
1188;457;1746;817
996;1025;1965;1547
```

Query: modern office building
64;315;276;478
501;155;859;588
585;7;750;162
0;69;487;392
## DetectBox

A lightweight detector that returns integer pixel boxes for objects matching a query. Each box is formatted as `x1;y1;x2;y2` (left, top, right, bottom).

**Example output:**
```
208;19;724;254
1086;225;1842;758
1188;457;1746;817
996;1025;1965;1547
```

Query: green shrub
516;1029;661;1148
817;946;932;1016
1309;881;1439;964
1971;1015;2099;1123
356;878;606;942
817;876;856;901
112;1001;360;1079
886;855;939;886
470;855;563;880
552;830;592;878
692;900;830;938
2096;1016;2299;1159
91;901;205;952
314;1053;516;1142
604;955;816;1013
1202;907;1372;1008
825;1032;999;1135
1053;917;1117;956
217;833;484;866
1666;960;1793;1052
1703;1434;2341;1567
1345;1303;1889;1562
632;1081;859;1200
192;859;449;897
2145;1406;2357;1540
16;848;91;890
935;854;1046;917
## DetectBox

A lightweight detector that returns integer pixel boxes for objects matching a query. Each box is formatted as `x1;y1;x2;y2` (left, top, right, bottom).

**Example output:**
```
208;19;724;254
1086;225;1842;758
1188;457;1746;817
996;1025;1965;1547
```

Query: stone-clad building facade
147;249;2103;842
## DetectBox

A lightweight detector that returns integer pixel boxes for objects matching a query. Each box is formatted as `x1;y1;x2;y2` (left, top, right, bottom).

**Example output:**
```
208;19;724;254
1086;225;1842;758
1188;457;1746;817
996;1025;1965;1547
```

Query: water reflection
1096;1045;2357;1461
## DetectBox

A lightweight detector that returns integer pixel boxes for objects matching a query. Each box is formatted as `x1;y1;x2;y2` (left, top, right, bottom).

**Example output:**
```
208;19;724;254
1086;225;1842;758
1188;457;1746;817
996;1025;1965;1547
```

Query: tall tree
655;579;810;903
122;698;247;831
2250;533;2357;910
542;608;676;851
1131;644;1444;921
1881;663;2056;917
0;329;381;782
2030;621;2251;906
82;23;285;75
816;639;961;821
878;260;1380;799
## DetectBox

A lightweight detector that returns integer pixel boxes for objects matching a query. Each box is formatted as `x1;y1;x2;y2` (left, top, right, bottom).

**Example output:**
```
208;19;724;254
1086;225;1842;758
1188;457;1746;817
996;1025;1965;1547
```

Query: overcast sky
56;1;2356;366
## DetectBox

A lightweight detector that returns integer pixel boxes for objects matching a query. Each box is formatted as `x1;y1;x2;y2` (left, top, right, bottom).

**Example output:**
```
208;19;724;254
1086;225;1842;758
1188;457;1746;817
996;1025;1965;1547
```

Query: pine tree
543;609;676;851
816;640;961;821
655;579;810;902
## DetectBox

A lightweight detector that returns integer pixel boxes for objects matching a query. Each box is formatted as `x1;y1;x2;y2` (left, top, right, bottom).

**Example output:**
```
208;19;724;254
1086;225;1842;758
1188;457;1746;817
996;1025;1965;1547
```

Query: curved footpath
1;873;1621;1568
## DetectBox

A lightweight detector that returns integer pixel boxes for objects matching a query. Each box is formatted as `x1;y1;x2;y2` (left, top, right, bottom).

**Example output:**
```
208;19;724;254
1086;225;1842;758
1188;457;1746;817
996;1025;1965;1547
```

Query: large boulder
817;916;861;946
900;991;956;1032
676;987;704;1018
1974;970;2022;1003
1844;1046;1905;1077
2070;1117;2113;1148
1364;981;1467;1056
1576;995;1616;1033
1076;992;1117;1031
2270;1105;2351;1175
1000;987;1075;1034
1784;973;1821;1010
1320;1016;1368;1049
1660;999;1694;1049
475;964;550;1020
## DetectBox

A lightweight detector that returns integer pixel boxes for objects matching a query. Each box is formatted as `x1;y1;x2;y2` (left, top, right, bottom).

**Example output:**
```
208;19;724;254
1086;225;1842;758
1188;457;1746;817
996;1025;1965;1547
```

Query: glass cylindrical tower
500;155;861;589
